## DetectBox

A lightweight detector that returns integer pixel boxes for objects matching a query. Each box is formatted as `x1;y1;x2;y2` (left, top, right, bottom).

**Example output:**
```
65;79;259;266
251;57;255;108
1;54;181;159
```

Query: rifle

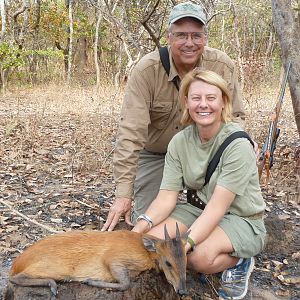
257;62;291;186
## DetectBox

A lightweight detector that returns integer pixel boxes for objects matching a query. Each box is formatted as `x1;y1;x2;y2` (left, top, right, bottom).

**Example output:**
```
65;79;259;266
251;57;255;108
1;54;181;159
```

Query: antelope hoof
49;281;58;296
83;278;92;285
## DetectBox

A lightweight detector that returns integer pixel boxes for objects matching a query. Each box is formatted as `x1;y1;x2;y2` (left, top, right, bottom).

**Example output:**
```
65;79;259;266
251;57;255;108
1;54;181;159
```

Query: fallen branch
100;146;115;170
0;199;62;234
70;196;98;209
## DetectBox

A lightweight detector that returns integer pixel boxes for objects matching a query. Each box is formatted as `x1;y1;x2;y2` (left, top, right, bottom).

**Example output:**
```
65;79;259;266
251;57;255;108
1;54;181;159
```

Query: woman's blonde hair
180;69;232;126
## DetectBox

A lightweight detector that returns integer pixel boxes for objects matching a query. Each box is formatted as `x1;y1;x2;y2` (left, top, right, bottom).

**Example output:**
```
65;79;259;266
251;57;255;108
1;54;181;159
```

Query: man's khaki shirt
114;46;246;199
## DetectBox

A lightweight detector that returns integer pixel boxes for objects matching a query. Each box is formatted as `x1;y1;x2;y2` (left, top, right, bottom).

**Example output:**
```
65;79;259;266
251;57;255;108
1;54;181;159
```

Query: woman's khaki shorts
171;202;266;258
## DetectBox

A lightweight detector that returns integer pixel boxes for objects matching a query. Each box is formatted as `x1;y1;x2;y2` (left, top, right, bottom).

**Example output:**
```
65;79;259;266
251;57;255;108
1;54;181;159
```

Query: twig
204;274;219;296
0;199;62;234
100;146;115;170
71;196;97;209
141;0;161;48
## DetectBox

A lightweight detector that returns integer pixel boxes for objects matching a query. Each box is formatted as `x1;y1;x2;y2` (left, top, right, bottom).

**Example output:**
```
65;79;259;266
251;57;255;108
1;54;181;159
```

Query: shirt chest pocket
150;101;173;129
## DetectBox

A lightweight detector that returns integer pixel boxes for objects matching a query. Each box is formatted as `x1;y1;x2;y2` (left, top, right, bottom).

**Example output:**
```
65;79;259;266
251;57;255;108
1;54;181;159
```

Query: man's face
168;18;207;70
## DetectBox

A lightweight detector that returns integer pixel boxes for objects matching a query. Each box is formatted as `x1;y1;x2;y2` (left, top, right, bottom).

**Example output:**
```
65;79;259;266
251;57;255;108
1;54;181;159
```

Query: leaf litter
0;84;299;299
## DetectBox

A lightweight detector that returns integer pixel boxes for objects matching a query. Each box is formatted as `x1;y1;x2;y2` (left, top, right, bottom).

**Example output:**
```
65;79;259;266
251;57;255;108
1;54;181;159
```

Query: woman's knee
187;248;215;273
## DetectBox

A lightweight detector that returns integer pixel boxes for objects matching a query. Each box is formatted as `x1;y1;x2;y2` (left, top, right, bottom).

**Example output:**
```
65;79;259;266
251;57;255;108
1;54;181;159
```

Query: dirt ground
0;85;299;300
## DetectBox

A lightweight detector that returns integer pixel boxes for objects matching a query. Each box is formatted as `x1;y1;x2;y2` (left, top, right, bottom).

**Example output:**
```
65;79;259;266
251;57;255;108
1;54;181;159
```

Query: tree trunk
114;40;123;88
0;0;6;41
271;0;300;136
0;68;9;93
74;37;89;71
29;0;41;84
67;0;73;84
95;0;103;93
231;2;245;91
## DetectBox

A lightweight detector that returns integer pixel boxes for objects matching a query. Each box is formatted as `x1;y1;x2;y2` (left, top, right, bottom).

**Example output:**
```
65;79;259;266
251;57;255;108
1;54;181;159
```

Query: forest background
0;0;299;299
1;0;299;131
0;0;296;94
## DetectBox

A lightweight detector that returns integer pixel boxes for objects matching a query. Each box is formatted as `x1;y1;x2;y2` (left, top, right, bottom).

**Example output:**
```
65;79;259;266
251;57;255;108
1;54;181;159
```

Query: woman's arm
185;185;235;251
132;189;179;233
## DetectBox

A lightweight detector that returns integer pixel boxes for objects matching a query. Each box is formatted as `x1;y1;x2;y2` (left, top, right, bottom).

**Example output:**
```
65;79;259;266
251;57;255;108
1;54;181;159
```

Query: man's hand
101;197;133;231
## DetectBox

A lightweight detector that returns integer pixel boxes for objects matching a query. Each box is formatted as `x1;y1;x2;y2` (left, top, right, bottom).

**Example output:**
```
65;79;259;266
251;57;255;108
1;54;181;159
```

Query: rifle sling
187;131;254;209
159;46;179;91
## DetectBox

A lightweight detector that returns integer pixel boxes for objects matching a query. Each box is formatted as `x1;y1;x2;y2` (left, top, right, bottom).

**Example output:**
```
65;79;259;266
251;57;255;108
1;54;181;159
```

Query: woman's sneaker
218;257;254;300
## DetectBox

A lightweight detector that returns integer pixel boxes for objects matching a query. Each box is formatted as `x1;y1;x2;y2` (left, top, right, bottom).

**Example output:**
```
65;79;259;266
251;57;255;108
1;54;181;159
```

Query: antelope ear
142;235;161;252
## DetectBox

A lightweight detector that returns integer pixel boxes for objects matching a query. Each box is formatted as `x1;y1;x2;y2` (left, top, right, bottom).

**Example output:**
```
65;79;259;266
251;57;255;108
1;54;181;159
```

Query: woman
132;69;266;300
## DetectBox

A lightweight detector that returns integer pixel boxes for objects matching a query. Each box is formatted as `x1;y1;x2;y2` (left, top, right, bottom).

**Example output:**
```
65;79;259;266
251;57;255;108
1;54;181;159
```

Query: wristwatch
136;214;153;229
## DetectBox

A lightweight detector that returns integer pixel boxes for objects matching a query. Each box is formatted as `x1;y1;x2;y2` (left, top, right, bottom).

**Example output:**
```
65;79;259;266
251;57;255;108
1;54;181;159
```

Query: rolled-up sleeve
160;137;184;191
113;67;152;199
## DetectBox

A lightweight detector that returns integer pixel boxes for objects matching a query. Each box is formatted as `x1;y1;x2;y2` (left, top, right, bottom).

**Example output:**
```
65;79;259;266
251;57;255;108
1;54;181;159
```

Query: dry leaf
278;214;290;220
34;149;49;155
272;260;283;267
50;218;63;223
49;204;58;210
276;191;286;197
0;216;10;225
283;277;300;284
291;252;300;259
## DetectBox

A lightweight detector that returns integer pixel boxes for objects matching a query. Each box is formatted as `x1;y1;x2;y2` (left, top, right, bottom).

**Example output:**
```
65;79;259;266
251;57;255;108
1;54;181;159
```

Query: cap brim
170;15;206;25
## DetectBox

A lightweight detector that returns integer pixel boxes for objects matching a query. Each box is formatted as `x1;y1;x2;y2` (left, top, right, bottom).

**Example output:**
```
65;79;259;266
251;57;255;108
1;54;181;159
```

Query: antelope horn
175;222;180;241
164;224;171;241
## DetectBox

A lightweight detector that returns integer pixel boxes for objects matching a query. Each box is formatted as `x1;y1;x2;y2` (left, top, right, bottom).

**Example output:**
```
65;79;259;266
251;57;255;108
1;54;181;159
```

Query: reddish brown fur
10;231;156;282
9;229;187;294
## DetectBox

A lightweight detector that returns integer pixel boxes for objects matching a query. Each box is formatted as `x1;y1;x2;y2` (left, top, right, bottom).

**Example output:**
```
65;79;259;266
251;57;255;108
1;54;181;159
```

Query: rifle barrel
258;61;291;185
277;61;291;109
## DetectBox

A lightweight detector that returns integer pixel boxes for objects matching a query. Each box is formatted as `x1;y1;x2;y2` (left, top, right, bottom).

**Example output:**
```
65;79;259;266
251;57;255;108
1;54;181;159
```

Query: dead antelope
7;225;188;297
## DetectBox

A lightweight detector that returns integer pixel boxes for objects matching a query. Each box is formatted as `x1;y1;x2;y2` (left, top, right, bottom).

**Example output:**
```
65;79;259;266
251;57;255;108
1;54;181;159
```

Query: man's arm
102;66;152;231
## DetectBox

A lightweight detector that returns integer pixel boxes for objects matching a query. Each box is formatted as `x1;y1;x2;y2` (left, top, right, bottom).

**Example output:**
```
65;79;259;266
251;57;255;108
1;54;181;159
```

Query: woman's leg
187;226;238;274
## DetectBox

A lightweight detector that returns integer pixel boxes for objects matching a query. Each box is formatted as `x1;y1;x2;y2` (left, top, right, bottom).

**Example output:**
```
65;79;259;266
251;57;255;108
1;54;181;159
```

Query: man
102;1;246;232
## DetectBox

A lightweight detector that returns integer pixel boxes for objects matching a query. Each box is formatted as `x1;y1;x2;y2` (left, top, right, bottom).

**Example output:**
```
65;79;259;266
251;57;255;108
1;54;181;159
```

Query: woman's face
185;80;224;130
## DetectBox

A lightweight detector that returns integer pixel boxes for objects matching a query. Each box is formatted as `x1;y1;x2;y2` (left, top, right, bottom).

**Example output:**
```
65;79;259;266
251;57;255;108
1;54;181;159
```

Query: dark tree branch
141;0;161;48
12;0;30;45
12;0;29;20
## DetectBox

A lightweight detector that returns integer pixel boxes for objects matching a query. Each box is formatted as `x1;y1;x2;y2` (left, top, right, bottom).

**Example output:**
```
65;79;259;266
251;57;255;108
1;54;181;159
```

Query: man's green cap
169;2;206;25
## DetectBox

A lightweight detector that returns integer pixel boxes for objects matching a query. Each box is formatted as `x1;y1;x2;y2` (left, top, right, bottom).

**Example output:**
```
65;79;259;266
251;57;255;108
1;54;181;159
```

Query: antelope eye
165;260;172;267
